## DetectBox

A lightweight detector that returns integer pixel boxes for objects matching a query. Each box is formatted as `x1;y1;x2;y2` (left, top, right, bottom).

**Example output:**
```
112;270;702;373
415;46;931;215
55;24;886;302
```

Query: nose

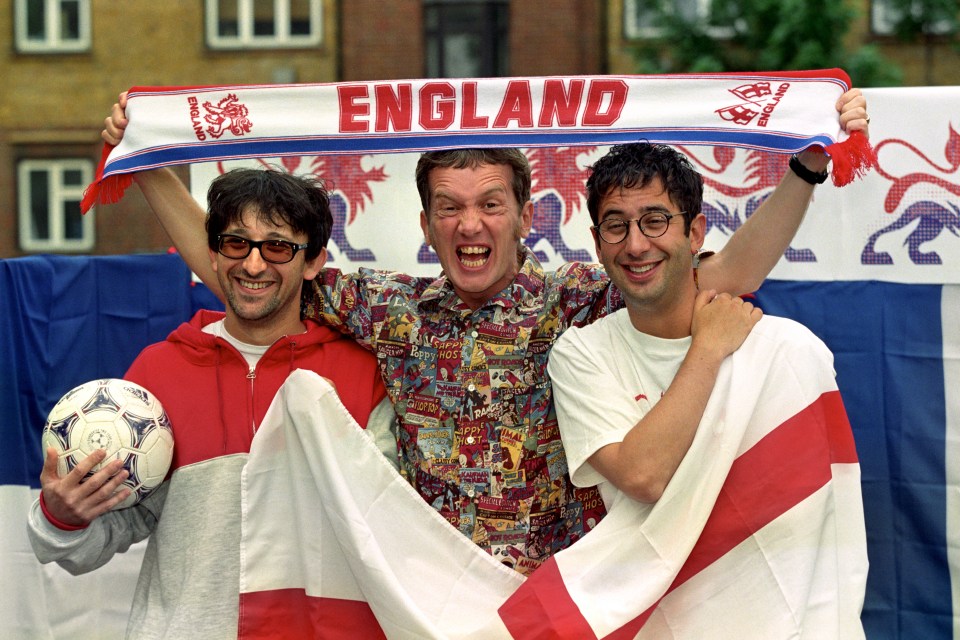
622;220;652;254
457;206;484;234
241;246;269;275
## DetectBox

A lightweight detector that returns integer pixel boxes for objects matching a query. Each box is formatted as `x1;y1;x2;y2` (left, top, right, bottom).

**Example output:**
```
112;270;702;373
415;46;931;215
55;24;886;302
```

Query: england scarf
82;68;873;212
239;315;867;639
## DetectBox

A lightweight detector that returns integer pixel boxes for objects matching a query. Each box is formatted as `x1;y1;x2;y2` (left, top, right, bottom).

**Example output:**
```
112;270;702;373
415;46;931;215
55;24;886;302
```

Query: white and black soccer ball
41;378;174;510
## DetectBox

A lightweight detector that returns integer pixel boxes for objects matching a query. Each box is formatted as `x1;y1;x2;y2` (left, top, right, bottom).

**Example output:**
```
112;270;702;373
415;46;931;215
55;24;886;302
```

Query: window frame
870;0;955;36
623;0;732;39
18;159;96;253
423;0;510;78
14;0;91;54
205;0;324;50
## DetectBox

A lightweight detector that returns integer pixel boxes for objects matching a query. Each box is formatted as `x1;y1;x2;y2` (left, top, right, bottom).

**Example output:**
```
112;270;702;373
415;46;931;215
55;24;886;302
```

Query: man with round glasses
554;143;764;504
29;168;394;639
547;143;866;635
98;89;869;576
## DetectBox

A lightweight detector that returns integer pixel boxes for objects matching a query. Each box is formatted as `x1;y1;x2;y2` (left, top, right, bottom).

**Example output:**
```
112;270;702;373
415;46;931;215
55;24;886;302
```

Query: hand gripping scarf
81;68;874;212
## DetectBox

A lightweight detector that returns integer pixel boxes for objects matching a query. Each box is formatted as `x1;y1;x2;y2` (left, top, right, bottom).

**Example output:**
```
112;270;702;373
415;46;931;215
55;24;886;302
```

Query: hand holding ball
42;379;174;510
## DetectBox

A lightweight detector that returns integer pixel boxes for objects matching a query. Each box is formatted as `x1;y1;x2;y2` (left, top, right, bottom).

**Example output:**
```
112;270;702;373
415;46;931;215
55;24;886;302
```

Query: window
18;160;95;252
206;0;323;49
424;0;509;78
624;0;730;38
871;0;955;36
15;0;90;53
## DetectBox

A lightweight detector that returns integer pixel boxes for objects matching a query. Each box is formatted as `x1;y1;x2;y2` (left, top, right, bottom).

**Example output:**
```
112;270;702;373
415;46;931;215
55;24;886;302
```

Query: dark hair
205;168;332;261
586;143;702;235
415;148;531;214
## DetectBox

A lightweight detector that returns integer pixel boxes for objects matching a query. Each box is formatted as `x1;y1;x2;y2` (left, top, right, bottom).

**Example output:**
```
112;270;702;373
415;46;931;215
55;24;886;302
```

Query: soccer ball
41;378;174;510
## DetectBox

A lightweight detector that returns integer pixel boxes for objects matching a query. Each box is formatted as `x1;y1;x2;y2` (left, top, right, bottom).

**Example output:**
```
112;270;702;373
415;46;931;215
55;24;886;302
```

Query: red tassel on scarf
825;130;876;187
80;144;134;214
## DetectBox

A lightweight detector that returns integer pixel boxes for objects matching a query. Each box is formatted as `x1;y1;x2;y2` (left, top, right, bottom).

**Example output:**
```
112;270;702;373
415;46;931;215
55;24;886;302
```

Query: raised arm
103;94;221;298
697;88;870;295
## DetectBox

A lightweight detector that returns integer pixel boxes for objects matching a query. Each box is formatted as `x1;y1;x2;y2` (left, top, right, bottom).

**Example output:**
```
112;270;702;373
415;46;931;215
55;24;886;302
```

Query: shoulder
746;315;832;362
317;267;431;293
548;261;609;289
550;310;626;368
753;315;825;345
128;336;186;369
542;261;618;320
556;308;624;345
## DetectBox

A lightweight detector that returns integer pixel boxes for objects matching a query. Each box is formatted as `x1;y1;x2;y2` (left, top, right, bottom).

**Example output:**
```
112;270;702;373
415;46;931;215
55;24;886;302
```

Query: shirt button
466;436;475;444
471;330;478;338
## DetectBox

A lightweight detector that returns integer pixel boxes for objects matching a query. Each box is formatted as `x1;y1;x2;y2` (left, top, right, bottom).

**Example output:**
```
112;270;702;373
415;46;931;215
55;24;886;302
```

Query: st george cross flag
81;68;873;212
239;315;867;638
238;370;524;639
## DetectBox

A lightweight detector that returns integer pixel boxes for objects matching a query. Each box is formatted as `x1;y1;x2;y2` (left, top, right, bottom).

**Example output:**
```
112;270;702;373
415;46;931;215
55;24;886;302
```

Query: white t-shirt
202;319;271;369
548;309;692;507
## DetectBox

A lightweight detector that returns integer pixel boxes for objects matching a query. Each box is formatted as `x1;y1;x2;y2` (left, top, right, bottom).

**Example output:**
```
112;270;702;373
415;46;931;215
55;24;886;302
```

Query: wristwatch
789;154;829;185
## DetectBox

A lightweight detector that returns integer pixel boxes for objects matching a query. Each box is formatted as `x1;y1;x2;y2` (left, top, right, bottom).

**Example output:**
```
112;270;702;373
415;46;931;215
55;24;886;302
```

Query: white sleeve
26;482;167;575
364;397;400;471
548;322;645;488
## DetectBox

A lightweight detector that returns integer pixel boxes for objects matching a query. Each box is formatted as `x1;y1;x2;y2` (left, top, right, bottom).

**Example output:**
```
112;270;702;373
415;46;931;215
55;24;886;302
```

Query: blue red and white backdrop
1;87;957;639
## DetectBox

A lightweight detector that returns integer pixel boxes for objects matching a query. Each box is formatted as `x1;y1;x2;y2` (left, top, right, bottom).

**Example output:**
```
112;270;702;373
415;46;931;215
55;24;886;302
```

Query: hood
166;309;346;365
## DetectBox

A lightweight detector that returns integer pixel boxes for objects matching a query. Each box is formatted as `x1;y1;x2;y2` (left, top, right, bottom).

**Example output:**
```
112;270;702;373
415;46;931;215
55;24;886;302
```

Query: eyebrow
433;185;508;204
599;204;672;220
223;228;297;242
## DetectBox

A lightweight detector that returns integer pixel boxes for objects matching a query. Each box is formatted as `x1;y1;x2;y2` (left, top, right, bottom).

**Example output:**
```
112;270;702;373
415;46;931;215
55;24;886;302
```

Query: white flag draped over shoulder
239;316;868;639
82;69;874;212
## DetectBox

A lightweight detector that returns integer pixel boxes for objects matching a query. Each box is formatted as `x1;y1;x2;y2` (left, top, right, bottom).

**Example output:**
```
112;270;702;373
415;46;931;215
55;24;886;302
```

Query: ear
419;210;431;246
301;247;327;281
518;200;534;238
689;213;706;253
208;247;220;273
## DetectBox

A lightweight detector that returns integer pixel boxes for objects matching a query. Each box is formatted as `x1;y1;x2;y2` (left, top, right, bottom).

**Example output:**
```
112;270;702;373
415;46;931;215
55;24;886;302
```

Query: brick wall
0;0;338;258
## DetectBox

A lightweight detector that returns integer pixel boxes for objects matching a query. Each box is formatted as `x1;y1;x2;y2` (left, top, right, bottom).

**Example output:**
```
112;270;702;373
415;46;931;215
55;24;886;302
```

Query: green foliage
628;0;904;86
844;44;903;87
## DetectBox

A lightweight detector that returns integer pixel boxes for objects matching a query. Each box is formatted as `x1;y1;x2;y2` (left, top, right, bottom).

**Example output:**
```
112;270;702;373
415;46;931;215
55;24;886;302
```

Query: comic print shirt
304;247;622;575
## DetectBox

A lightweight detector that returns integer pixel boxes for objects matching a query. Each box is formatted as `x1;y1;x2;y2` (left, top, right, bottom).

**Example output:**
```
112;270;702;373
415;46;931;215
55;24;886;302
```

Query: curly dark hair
586;143;702;235
205;167;331;261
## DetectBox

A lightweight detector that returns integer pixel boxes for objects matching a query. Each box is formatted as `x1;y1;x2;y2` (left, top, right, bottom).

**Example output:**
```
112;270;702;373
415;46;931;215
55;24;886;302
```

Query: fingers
693;288;718;311
101;98;129;146
67;450;126;499
837;88;869;136
87;465;131;504
69;448;109;481
39;450;130;526
40;446;62;484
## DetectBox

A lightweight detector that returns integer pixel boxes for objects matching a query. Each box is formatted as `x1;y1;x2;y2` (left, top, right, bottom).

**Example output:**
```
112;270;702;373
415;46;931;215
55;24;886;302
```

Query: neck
222;312;307;346
625;287;698;340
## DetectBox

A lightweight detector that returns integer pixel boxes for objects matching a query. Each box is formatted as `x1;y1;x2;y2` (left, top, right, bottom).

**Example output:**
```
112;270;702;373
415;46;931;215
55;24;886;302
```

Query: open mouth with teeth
457;246;490;268
239;278;271;291
625;263;657;276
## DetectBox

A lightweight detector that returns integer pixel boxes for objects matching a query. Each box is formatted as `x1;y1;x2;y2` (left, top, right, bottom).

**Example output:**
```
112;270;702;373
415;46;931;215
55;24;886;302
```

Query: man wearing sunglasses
28;169;395;639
